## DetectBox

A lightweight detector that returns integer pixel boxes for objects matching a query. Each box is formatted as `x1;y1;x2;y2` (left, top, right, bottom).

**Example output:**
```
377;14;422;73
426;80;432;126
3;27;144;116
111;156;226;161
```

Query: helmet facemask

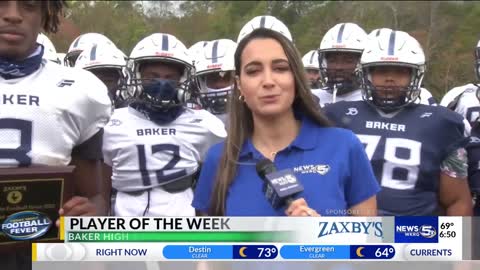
65;50;81;67
129;59;193;124
196;70;234;115
319;51;361;95
361;64;424;112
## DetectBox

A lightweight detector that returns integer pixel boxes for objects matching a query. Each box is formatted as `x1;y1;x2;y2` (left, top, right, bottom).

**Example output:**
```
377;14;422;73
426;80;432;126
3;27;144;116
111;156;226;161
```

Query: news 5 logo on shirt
395;217;438;243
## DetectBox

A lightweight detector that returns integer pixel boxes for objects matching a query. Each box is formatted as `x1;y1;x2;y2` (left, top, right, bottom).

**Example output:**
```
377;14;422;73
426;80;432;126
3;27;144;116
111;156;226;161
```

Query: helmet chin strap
332;84;338;103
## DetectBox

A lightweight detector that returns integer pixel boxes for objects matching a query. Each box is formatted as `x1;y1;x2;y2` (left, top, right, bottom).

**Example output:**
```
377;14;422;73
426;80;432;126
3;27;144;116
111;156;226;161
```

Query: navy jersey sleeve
440;108;470;157
345;130;381;208
192;143;223;214
322;101;352;128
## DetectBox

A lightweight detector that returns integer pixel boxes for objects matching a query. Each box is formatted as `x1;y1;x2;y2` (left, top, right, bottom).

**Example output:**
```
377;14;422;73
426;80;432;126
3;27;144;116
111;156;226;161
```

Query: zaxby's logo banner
395;216;438;243
318;221;383;238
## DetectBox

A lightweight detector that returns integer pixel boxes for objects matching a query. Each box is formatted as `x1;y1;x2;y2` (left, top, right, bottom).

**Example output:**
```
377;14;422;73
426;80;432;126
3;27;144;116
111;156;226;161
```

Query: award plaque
0;166;74;252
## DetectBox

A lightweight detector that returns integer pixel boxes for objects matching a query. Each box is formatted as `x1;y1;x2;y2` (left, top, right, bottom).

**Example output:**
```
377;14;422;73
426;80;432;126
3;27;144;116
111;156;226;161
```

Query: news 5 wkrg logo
394;217;438;243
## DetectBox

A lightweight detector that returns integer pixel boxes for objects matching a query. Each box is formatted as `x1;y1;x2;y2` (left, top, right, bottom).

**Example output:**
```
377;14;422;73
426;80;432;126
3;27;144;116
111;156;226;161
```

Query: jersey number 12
136;144;187;186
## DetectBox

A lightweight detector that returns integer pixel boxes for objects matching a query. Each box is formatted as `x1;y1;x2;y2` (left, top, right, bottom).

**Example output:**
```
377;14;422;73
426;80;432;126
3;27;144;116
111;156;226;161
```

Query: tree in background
48;1;480;99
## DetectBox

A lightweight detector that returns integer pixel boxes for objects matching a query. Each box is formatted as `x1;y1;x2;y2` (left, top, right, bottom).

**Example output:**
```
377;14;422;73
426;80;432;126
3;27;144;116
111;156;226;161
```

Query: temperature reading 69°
439;222;456;238
440;222;454;230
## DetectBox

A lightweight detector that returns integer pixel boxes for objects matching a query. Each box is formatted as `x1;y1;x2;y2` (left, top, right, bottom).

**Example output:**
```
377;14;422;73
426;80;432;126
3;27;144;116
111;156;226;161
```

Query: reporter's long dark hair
208;28;332;216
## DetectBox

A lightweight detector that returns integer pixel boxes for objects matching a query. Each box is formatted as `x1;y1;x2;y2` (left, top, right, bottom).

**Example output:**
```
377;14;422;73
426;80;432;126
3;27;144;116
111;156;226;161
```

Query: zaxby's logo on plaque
1;211;52;240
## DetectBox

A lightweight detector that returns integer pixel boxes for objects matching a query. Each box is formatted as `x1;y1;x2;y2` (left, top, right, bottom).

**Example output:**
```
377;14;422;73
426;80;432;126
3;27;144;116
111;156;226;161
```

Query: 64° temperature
375;247;394;258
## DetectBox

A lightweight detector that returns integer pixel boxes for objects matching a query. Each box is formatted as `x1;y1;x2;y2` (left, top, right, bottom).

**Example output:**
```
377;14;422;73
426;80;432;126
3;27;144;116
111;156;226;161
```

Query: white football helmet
75;43;131;107
368;28;393;39
65;33;116;67
318;23;368;94
359;30;426;110
188;40;209;67
128;33;194;111
37;33;59;64
302;50;322;89
237;15;293;43
195;39;237;115
75;44;127;70
302;50;319;70
319;22;367;53
475;39;480;80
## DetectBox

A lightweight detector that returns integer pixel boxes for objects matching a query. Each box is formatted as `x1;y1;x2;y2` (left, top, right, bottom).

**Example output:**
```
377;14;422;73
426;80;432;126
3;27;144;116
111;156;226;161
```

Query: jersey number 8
0;119;32;166
357;134;422;190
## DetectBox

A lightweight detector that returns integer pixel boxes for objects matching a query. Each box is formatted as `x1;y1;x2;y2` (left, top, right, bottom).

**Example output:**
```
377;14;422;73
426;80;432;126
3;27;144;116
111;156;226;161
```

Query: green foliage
57;1;480;99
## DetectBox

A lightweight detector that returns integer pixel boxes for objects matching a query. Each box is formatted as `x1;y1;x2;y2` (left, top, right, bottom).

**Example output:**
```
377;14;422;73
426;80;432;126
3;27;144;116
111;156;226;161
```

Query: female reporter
192;28;380;217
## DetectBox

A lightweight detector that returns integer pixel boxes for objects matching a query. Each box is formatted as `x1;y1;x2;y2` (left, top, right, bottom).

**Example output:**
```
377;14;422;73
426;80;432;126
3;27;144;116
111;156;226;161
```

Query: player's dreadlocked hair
41;0;68;33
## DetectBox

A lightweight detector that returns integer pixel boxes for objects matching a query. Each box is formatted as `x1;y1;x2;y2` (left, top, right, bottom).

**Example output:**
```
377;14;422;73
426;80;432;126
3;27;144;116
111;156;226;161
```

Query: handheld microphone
255;159;304;209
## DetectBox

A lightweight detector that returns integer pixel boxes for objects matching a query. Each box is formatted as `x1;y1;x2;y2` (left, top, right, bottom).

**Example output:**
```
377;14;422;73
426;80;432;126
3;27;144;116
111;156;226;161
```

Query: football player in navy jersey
324;30;473;216
102;33;226;217
0;1;112;270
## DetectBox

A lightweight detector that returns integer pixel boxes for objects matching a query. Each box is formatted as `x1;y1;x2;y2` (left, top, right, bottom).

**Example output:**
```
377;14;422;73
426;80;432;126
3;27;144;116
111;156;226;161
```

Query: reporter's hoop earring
238;95;245;102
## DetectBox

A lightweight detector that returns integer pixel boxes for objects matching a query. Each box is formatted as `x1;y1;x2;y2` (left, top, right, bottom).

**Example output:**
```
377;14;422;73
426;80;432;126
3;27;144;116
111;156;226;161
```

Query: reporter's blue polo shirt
192;115;380;216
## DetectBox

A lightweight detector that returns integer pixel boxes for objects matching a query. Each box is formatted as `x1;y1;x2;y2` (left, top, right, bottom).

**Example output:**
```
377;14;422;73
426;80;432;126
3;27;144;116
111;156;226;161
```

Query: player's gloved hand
56;196;97;227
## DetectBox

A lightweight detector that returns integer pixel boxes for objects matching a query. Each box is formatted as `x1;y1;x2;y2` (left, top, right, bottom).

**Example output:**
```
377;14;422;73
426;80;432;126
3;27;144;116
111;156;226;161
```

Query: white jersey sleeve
417;88;437;106
440;84;475;107
190;109;227;161
103;107;226;192
56;67;112;145
314;88;363;107
0;61;112;167
440;84;480;124
455;85;480;124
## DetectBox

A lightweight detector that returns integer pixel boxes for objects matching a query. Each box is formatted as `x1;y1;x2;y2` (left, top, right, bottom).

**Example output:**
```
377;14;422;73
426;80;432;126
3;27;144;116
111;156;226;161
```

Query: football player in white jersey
75;43;131;108
0;1;112;269
440;39;480;215
302;50;322;90
103;33;226;217
440;40;480;124
195;39;236;124
316;23;368;107
65;32;116;67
